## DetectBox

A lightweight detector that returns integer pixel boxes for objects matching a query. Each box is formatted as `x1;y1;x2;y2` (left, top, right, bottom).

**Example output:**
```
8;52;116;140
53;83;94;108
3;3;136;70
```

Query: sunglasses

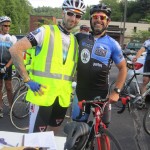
2;25;10;27
91;14;108;20
65;11;82;19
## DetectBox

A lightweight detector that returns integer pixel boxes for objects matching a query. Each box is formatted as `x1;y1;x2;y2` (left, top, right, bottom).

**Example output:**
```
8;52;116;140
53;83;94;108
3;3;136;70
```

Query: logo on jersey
119;54;123;59
26;33;35;42
82;41;93;48
32;28;40;35
81;48;90;64
94;46;107;57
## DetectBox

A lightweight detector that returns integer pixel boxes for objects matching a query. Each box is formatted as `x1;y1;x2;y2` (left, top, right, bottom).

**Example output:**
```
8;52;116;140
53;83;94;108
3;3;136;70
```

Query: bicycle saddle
64;121;90;150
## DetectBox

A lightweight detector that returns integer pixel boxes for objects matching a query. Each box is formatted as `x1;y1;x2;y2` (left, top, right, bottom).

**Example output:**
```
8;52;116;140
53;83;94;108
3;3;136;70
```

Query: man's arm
9;37;32;82
109;59;127;103
132;47;145;62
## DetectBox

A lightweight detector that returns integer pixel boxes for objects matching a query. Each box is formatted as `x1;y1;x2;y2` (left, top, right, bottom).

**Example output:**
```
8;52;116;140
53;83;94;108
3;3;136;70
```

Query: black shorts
143;60;150;77
0;65;12;80
74;88;111;127
30;97;68;132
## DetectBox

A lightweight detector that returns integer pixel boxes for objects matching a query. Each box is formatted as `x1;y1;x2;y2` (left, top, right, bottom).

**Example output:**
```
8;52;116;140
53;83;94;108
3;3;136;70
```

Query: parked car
16;35;24;41
126;40;143;54
127;52;146;83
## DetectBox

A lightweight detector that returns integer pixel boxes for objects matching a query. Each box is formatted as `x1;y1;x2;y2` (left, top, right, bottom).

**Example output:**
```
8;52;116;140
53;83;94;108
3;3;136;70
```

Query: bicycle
109;52;149;109
117;94;149;150
0;69;21;107
64;97;122;150
9;84;29;131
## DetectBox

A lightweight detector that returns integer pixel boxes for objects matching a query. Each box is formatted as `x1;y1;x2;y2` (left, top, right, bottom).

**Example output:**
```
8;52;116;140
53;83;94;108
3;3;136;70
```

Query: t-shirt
143;39;150;60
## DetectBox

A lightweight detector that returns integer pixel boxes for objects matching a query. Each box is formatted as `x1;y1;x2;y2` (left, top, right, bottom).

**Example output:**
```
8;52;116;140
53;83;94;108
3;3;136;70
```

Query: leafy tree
101;0;122;21
131;30;150;42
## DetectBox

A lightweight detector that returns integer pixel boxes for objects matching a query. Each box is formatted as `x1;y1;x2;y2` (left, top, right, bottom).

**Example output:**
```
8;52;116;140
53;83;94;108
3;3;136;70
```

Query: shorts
72;89;111;126
0;65;12;80
143;60;150;77
29;97;68;133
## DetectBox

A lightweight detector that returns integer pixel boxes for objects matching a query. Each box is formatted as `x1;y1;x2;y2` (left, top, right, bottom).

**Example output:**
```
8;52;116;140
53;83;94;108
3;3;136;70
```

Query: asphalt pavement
0;64;150;150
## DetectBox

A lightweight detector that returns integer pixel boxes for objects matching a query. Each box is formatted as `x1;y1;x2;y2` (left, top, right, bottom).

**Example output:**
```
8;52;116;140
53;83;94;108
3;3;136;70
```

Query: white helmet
0;16;11;24
62;0;86;15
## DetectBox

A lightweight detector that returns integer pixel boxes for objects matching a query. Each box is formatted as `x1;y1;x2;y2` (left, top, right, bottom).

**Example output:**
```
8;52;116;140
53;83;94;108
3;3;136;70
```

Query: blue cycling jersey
75;33;124;92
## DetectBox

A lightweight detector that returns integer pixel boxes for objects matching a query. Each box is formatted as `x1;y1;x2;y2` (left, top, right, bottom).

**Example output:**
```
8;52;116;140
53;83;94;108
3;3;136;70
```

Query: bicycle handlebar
76;98;109;120
78;98;109;110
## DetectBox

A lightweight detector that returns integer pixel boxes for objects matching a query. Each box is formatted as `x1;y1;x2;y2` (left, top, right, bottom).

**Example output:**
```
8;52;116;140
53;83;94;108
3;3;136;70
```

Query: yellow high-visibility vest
26;25;78;107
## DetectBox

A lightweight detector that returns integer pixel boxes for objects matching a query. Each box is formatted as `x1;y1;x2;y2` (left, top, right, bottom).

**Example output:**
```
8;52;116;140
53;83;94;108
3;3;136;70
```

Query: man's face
62;9;82;30
0;21;11;34
91;12;110;35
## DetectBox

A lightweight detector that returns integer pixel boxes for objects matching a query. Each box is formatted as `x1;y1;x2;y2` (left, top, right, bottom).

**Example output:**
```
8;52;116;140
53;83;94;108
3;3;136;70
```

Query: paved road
0;64;150;150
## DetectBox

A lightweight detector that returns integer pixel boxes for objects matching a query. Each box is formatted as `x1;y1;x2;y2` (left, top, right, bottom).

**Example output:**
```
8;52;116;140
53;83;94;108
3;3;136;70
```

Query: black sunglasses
66;11;82;19
2;25;10;27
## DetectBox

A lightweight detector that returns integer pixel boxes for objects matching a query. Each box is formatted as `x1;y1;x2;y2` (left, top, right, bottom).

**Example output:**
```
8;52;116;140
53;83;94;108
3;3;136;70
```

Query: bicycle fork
94;107;110;150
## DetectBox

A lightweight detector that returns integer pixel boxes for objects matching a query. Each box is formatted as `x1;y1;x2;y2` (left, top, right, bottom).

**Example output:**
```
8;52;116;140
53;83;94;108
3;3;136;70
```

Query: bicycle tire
12;84;28;103
2;76;21;106
85;127;122;150
10;91;29;131
143;106;150;135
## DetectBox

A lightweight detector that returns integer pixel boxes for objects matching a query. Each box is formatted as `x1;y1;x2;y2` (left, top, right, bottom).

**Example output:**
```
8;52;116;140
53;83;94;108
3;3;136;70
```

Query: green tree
131;30;150;42
101;0;122;21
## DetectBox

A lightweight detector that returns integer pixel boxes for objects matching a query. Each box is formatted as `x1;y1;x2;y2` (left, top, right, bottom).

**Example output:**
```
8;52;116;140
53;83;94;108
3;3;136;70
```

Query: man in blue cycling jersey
72;3;127;126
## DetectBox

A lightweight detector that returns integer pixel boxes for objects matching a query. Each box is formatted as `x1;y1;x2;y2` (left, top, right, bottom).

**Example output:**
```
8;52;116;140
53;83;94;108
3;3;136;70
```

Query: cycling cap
0;16;11;23
62;0;86;14
90;3;111;17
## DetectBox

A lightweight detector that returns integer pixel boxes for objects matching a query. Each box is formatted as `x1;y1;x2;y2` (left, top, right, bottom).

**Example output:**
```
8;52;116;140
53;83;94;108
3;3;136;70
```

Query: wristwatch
114;87;121;94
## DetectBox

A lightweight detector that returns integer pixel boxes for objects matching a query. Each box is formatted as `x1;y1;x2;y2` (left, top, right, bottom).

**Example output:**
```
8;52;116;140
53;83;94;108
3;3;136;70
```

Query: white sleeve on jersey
11;35;17;44
30;27;45;47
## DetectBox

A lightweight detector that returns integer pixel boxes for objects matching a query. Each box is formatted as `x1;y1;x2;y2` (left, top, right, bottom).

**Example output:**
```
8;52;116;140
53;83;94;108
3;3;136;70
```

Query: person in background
0;16;17;118
9;0;86;134
79;24;90;33
75;24;90;41
132;38;150;96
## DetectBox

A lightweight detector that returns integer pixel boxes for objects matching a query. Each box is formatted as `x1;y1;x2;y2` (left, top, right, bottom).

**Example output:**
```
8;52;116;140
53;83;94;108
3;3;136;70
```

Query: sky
28;0;100;8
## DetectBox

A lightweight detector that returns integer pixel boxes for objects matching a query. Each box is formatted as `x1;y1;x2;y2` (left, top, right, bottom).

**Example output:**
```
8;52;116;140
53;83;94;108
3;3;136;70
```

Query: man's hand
132;57;137;63
108;92;120;104
25;80;47;96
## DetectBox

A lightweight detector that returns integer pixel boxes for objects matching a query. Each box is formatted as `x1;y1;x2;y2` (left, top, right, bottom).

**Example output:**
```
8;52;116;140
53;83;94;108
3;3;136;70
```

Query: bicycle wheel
12;84;28;103
2;76;21;106
85;127;122;150
12;76;21;93
143;106;150;135
10;91;29;131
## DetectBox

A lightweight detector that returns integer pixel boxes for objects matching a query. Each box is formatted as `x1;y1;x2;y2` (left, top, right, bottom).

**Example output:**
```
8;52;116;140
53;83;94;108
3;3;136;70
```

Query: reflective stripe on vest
30;25;77;81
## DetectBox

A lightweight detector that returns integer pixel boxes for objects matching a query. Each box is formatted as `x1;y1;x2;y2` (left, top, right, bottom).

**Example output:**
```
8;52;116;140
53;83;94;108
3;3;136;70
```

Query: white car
126;51;146;84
